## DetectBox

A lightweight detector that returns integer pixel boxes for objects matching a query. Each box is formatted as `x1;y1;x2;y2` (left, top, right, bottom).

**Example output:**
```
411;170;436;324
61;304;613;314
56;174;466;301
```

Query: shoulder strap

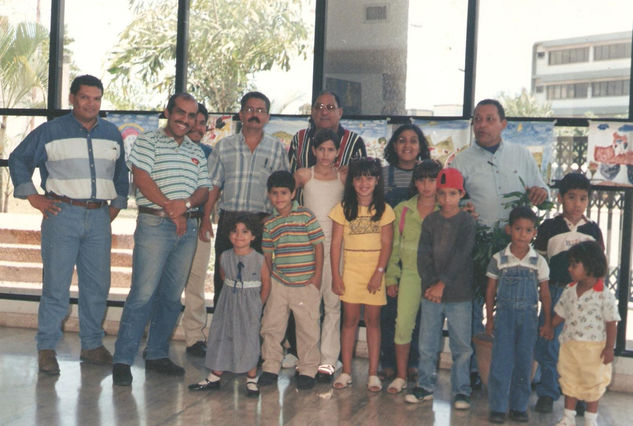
399;206;409;235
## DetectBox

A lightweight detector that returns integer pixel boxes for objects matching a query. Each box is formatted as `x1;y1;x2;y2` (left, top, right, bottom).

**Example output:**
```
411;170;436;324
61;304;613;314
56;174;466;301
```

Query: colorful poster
340;119;390;161
107;112;160;161
588;121;633;186
413;119;471;166
205;114;235;148
266;116;309;151
502;121;555;180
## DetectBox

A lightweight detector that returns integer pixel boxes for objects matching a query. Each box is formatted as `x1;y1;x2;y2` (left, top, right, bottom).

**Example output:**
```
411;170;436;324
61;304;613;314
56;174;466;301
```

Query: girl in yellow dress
330;157;395;392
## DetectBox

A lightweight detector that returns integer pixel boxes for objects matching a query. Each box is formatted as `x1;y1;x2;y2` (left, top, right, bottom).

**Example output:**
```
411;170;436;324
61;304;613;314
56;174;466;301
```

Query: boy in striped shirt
259;170;324;390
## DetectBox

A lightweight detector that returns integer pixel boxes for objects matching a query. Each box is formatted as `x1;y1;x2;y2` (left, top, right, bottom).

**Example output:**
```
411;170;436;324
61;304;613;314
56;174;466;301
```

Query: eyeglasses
313;103;338;111
243;106;267;114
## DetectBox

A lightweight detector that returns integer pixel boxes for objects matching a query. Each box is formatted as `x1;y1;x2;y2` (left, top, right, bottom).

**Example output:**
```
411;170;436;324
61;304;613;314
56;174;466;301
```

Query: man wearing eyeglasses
206;92;289;306
181;103;214;358
288;90;367;175
285;90;366;379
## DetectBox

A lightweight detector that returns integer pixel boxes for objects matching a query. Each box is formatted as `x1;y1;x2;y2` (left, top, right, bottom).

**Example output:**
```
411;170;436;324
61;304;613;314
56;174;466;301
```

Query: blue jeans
488;265;539;413
113;214;197;365
470;296;485;373
38;203;111;350
534;284;565;400
417;298;472;396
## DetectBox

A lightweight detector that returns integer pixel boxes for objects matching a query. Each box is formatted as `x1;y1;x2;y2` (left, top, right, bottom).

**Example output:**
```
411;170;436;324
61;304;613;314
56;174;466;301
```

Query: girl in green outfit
385;159;442;394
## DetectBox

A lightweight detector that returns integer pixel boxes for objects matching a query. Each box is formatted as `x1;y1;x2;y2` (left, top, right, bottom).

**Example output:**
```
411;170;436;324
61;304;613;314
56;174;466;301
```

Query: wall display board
503;120;556;182
413;119;471;166
340;119;390;162
266;116;309;151
588;121;633;186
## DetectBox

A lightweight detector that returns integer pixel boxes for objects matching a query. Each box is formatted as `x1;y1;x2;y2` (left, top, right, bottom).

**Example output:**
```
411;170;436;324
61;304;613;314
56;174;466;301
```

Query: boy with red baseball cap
405;168;476;410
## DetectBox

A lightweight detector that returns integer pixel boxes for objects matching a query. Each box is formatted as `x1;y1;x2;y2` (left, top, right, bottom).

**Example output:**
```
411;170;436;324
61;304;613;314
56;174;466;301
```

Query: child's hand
367;271;382;294
332;275;345;296
424;281;445;303
485;319;494;336
386;285;398;298
307;274;321;290
539;323;554;340
601;346;615;364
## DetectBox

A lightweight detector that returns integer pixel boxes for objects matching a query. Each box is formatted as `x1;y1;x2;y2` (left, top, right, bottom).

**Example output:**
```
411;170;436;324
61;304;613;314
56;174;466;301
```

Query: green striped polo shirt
128;129;211;208
262;201;325;285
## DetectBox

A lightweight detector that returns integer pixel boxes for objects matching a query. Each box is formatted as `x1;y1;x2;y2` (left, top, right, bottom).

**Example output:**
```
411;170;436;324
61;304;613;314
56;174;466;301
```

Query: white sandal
387;377;407;394
333;372;352;389
367;375;382;392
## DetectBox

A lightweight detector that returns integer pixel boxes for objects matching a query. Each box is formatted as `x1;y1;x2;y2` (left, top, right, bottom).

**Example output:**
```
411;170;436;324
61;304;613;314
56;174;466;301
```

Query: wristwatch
185;199;192;209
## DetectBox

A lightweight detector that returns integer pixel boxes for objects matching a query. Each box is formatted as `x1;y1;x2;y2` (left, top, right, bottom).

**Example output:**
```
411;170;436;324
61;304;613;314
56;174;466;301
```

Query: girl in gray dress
189;213;271;397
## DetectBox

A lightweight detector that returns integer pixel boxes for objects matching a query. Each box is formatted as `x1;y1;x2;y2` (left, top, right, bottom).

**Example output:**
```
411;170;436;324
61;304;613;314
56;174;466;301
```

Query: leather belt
138;206;202;219
47;193;107;209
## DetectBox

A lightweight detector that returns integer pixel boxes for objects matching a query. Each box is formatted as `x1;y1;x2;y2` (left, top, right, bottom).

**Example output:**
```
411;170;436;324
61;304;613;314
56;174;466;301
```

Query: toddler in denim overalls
485;206;553;424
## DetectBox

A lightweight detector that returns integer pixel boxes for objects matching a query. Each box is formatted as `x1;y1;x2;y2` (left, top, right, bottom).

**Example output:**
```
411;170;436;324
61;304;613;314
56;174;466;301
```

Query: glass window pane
63;0;177;110
0;1;51;109
188;0;315;114
476;0;632;118
323;0;467;116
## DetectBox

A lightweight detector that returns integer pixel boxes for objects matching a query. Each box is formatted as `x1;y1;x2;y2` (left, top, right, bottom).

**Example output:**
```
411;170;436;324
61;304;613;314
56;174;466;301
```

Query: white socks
584;411;598;426
205;372;221;383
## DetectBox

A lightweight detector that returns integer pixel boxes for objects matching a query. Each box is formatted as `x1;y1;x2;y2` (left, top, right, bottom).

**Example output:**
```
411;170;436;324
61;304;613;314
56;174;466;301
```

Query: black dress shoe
145;358;185;376
296;374;316;390
257;372;278;386
188;379;220;391
534;396;553;413
470;372;482;390
113;363;132;386
316;371;333;383
186;341;206;357
489;411;506;424
509;410;529;423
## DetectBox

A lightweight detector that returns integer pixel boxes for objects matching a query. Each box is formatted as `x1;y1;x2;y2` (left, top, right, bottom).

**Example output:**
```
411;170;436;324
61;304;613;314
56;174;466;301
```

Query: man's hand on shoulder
527;186;548;207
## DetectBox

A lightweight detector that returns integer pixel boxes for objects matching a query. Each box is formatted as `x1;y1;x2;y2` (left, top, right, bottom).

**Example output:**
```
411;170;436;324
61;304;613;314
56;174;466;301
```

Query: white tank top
303;167;344;242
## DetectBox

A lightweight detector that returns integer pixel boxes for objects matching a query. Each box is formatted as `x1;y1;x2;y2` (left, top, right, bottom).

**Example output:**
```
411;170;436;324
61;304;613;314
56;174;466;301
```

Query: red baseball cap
436;167;464;192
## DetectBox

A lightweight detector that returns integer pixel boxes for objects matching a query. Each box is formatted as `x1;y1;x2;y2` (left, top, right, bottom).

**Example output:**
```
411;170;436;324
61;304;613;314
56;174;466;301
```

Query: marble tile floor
0;326;628;426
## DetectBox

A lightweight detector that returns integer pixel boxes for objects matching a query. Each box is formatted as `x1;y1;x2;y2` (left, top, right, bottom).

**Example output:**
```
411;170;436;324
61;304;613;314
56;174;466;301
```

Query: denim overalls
488;253;540;413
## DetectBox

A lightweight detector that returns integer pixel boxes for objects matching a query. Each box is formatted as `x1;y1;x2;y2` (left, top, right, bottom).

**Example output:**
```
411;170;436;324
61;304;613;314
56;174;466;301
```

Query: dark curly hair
383;124;430;166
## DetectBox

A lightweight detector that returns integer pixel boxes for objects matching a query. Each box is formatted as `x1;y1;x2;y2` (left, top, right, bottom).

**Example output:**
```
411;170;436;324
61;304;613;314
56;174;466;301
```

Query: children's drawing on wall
503;121;555;182
204;114;235;148
588;121;633;186
266;116;309;151
107;112;160;196
413;119;470;166
340;119;390;161
107;113;160;162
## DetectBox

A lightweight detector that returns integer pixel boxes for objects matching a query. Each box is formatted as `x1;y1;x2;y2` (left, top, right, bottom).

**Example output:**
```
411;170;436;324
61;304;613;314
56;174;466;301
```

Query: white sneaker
281;353;298;369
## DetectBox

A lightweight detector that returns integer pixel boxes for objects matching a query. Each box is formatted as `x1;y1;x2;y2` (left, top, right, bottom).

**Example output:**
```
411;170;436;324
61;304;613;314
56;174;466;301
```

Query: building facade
532;31;631;117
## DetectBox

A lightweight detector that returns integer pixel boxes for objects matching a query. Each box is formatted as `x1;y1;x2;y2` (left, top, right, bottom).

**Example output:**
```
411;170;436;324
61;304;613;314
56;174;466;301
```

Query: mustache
248;117;260;123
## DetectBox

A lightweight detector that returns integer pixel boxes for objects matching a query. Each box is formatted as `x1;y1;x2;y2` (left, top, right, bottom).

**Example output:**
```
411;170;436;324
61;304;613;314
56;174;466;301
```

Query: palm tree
0;17;49;211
